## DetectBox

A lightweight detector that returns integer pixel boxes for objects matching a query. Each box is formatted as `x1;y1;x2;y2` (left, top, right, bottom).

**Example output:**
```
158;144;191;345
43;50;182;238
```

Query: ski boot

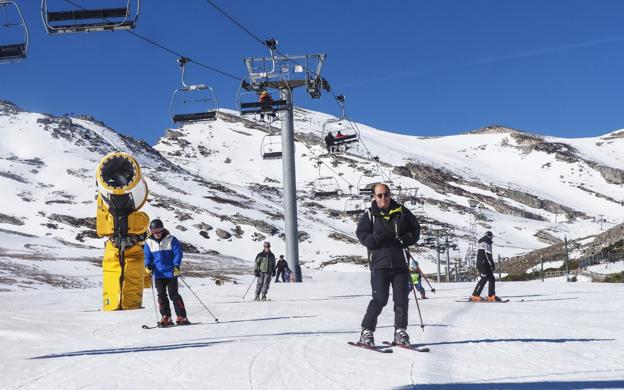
359;329;375;347
254;295;260;301
420;292;426;299
471;295;483;302
488;295;502;302
159;315;174;327
261;294;267;301
176;316;191;325
394;328;410;346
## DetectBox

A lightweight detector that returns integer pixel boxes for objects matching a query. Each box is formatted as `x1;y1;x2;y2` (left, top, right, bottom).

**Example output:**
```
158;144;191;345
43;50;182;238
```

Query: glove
145;266;152;275
254;270;260;277
174;267;181;277
399;232;414;248
489;261;496;272
272;271;276;277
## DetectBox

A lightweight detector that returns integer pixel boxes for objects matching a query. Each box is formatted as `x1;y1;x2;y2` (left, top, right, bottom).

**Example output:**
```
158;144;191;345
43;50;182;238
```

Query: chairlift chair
312;176;340;198
322;95;359;153
260;134;282;159
237;81;288;116
357;172;389;195
0;1;28;64
343;197;367;217
170;57;218;125
41;0;140;34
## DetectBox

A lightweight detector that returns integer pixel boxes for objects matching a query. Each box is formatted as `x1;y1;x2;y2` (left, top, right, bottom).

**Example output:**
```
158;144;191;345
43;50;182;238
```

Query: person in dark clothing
324;132;335;153
471;231;500;301
254;241;276;300
144;219;190;326
355;183;421;347
275;255;290;282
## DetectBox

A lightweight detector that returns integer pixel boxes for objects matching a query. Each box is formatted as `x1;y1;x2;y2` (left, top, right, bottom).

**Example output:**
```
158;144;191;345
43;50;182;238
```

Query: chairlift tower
242;39;328;282
466;200;479;278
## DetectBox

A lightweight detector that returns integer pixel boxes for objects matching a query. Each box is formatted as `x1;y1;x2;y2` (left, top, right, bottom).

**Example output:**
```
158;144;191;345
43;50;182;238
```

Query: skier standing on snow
275;255;290;283
471;231;501;302
409;258;426;299
254;242;276;300
144;219;191;326
356;183;421;347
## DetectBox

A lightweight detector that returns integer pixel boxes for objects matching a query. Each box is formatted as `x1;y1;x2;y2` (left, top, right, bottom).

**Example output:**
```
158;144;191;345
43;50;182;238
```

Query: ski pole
178;275;219;323
410;282;425;331
242;276;257;299
421;271;436;294
149;273;160;326
406;250;436;294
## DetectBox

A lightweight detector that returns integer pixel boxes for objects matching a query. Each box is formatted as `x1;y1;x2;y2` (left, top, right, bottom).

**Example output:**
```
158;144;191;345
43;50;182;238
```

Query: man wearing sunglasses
356;183;421;347
254;241;276;300
144;219;190;326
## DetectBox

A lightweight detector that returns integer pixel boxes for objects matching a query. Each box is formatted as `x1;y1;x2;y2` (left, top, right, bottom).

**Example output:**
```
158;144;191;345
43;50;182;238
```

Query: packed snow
1;271;623;389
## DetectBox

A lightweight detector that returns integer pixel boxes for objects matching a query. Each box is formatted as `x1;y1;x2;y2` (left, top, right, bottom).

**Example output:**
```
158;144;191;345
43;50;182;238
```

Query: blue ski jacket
144;230;183;279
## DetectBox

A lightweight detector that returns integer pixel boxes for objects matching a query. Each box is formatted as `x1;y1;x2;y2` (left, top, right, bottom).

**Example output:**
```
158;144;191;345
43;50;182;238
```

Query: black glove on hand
272;271;276;277
489;261;496;272
399;232;414;248
254;270;260;277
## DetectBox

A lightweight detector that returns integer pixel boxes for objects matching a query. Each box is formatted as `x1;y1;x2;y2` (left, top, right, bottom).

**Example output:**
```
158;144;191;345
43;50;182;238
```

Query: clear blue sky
3;0;624;144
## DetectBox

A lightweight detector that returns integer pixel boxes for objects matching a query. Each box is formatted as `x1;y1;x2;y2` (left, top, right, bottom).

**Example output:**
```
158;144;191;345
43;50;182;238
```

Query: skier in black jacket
471;231;501;301
275;255;290;282
355;183;420;347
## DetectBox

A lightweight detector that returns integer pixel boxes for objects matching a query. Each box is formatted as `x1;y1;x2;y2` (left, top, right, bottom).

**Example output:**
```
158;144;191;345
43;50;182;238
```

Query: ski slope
1;271;623;389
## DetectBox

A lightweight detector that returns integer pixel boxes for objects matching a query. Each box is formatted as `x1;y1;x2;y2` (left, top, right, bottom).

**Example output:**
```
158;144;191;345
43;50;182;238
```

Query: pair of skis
141;322;201;329
347;341;430;353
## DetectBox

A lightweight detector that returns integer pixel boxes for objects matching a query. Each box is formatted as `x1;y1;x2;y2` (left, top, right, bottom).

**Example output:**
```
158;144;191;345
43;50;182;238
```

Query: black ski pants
361;268;410;332
472;269;496;297
275;268;286;282
155;278;187;318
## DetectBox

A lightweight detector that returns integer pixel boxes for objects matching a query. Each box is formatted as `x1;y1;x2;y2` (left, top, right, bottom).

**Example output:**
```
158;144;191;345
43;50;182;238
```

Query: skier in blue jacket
144;219;190;326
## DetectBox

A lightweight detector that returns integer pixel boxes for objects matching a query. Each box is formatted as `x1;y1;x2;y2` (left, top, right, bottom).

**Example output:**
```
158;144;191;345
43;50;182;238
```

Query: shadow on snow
394;379;624;389
30;339;234;360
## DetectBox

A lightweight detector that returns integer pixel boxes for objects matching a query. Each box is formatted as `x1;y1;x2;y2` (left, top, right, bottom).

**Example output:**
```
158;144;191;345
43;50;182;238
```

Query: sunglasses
151;229;164;234
375;192;391;199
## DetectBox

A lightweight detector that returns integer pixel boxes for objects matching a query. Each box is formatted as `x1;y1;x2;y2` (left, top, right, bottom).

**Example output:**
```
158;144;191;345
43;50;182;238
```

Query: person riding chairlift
259;91;275;120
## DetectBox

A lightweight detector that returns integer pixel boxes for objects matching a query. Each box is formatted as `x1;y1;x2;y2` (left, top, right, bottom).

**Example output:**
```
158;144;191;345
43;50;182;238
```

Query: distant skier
355;183;421;347
471;231;501;302
275;255;290;283
409;258;426;299
254;242;276;300
144;219;191;326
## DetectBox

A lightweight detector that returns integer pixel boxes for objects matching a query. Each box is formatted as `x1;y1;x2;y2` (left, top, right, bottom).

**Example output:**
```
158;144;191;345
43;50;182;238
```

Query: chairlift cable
199;0;265;46
59;0;241;81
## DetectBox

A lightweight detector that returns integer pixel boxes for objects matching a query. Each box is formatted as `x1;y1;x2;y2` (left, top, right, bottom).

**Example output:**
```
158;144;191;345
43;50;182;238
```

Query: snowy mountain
1;100;623;290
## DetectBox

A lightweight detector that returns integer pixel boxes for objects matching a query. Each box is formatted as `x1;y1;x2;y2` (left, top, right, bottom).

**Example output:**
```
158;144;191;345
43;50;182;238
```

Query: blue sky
3;1;624;144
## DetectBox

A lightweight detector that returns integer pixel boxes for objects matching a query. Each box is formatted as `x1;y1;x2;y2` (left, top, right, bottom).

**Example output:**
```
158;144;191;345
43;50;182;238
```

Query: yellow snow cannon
95;152;150;311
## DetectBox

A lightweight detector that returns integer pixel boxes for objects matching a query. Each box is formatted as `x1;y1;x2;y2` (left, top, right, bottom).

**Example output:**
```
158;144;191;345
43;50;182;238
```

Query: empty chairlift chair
41;0;140;34
0;1;28;64
260;135;282;159
343;197;366;216
313;176;340;198
170;57;218;125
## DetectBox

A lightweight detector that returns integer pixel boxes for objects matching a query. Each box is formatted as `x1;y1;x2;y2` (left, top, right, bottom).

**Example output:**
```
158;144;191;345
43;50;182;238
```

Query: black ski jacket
476;235;495;273
276;259;289;271
356;199;420;270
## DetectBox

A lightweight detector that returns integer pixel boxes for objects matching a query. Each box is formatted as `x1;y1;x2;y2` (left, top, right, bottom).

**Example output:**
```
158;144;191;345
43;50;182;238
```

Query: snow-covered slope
1;100;624;290
1;273;623;389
